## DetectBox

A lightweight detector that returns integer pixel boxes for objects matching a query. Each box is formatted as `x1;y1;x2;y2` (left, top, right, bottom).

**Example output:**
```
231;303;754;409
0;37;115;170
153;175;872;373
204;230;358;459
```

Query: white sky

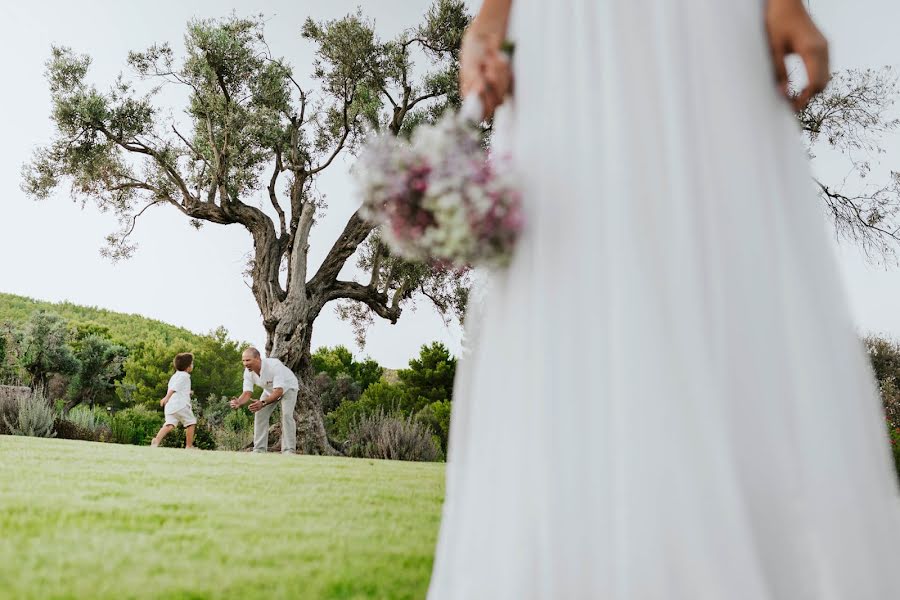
0;1;898;368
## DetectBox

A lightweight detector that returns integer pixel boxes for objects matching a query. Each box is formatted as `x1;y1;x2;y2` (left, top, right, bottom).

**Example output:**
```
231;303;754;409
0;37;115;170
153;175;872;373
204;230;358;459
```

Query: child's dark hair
174;352;193;372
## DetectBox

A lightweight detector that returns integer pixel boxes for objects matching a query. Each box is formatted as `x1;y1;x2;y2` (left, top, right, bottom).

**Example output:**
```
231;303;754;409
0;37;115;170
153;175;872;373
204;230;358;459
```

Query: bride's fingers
478;57;511;117
483;50;512;97
486;68;512;104
464;76;491;108
768;40;790;101
461;59;493;98
795;40;830;110
480;83;500;118
466;78;496;118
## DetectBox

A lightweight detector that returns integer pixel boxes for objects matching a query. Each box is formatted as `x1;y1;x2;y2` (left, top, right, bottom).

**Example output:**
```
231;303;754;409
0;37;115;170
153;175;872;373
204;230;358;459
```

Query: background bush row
0;295;459;461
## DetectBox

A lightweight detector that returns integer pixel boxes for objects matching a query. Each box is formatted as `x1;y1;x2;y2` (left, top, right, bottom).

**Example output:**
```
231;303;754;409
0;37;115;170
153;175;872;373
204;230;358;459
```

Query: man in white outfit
229;347;299;454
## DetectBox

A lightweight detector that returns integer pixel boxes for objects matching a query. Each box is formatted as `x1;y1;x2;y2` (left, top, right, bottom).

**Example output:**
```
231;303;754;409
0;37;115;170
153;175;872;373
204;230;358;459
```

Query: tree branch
816;178;900;242
309;95;353;175
391;278;412;310
402;37;446;54
96;124;196;208
418;283;447;312
171;124;209;167
268;148;287;237
204;115;223;204
119;198;167;242
381;85;399;109
96;124;276;235
324;281;402;323
368;242;385;288
287;200;316;300
214;68;232;105
309;210;375;289
407;91;442;111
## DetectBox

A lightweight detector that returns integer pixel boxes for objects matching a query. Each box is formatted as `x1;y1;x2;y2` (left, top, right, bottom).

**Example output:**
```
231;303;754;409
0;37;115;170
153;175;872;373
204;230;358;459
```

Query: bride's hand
460;29;512;119
765;0;830;111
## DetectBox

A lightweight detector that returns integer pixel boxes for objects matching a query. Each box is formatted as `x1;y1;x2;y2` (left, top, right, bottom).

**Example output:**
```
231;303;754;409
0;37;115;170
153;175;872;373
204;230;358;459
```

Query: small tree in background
0;324;21;383
312;345;383;391
19;311;79;392
188;327;245;405
398;342;456;414
415;398;452;455
65;334;129;411
313;372;362;415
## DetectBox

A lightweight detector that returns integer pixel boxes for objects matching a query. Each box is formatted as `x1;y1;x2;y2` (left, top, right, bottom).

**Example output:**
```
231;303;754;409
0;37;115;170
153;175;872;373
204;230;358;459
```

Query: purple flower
356;111;524;268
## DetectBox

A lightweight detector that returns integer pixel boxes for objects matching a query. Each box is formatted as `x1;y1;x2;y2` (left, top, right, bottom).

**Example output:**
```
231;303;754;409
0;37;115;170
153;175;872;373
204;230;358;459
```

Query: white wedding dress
428;1;900;598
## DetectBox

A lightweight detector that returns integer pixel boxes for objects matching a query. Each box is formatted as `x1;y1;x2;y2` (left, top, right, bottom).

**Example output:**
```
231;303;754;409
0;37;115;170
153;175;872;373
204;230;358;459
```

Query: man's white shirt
243;357;299;395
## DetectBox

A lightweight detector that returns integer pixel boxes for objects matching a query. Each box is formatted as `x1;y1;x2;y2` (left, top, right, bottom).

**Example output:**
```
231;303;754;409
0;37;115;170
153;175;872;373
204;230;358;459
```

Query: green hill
0;292;246;406
0;292;218;349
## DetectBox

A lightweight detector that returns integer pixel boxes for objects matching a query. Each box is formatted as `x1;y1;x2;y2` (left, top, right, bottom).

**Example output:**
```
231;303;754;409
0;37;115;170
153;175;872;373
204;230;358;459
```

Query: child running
151;352;196;449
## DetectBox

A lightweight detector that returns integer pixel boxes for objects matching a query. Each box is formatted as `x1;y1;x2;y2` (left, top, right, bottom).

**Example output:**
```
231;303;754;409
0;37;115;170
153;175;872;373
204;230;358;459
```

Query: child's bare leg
185;424;196;449
151;424;174;447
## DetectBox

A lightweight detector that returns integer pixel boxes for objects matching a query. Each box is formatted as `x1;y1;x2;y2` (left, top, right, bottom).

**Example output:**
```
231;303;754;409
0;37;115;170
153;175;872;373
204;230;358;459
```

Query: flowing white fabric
428;1;900;598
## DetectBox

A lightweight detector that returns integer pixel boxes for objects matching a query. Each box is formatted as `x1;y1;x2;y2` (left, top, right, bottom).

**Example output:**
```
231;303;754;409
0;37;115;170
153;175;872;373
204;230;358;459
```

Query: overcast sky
1;1;899;368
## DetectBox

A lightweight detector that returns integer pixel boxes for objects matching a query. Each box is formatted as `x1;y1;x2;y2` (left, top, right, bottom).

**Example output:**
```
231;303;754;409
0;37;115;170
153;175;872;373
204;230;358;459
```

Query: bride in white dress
428;0;900;598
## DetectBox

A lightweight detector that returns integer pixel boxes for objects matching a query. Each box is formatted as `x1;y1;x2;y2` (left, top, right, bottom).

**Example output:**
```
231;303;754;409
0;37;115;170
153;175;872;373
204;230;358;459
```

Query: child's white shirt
165;371;192;414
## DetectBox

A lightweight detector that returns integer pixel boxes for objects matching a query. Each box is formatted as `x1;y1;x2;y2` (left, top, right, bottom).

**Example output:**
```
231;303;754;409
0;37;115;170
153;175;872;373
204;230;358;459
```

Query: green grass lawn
0;436;445;600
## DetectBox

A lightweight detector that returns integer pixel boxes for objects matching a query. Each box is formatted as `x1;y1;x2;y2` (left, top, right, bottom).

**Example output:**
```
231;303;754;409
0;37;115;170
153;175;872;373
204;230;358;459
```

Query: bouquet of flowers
355;96;523;269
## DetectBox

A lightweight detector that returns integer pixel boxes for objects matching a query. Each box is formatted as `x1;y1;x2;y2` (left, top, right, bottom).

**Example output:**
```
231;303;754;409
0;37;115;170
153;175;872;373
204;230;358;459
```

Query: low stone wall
0;385;30;404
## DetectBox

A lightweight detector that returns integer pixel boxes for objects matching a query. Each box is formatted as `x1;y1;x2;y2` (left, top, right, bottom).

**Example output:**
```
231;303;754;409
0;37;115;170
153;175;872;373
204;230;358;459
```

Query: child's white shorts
164;406;197;427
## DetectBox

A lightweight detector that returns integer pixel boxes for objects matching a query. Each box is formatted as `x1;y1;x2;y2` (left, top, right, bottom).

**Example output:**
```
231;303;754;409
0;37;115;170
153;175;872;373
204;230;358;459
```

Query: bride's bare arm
469;0;512;37
461;0;514;118
765;0;830;110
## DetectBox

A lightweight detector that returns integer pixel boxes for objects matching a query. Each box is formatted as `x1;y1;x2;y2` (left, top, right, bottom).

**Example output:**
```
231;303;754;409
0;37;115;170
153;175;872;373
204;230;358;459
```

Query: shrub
327;399;369;444
346;409;440;462
311;345;383;393
110;416;135;445
67;405;111;430
0;393;21;435
314;372;362;414
213;426;252;451
890;426;900;481
54;418;96;441
5;392;56;438
160;419;217;450
110;405;160;445
95;425;113;442
56;405;113;442
197;394;232;430
415;399;452;454
326;381;409;443
224;408;252;433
